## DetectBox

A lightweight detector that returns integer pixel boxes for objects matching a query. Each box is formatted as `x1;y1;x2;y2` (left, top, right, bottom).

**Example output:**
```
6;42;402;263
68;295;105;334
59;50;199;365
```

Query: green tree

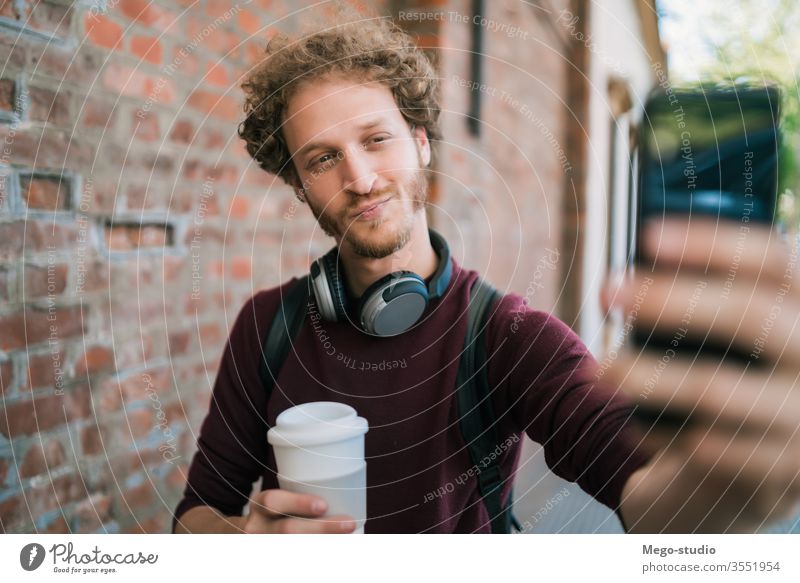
661;0;800;223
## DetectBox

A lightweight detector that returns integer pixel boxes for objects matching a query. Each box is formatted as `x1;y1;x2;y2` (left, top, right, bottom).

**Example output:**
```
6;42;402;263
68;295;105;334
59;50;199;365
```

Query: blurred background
0;0;797;533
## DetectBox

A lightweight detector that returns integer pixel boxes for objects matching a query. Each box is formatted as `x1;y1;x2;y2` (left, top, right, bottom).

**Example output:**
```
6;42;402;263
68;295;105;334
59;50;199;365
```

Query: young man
173;16;800;534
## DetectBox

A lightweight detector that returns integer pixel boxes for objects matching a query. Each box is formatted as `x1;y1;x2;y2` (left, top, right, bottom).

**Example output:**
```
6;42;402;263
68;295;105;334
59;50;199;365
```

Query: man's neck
337;219;438;298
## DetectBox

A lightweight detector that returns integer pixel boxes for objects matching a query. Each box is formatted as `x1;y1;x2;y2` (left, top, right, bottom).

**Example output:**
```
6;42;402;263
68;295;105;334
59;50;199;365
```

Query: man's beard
307;167;429;259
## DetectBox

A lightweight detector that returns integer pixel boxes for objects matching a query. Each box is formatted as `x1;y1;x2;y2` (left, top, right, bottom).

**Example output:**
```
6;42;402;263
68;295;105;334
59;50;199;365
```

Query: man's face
282;77;431;259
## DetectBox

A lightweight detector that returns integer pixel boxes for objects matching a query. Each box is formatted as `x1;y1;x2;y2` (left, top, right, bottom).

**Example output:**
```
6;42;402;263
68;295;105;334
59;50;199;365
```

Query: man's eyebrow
294;118;392;161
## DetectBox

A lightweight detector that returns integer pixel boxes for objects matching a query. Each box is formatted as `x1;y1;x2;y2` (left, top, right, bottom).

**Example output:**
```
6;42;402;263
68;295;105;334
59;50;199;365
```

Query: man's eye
364;135;391;148
312;154;335;168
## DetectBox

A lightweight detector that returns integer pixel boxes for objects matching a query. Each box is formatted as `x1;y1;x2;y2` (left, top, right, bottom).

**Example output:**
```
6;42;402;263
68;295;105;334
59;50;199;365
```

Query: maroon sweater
173;258;650;533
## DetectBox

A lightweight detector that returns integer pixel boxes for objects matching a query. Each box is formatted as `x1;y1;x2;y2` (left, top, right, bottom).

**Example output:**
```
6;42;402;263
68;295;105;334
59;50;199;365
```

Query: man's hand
604;217;800;533
243;490;357;534
175;490;356;534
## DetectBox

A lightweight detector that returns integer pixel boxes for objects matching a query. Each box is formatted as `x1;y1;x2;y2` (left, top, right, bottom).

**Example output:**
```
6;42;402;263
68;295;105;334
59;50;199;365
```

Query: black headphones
309;228;452;337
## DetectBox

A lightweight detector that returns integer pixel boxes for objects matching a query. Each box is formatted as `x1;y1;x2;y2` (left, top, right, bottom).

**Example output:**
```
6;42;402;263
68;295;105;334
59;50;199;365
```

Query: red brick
0;0;15;18
20;175;69;211
119;0;172;27
24;1;73;39
228;196;249;219
230;256;251;280
200;127;226;149
0;127;94;170
35;44;103;86
123;513;163;534
126;448;166;474
132;111;159;141
186;16;232;53
135;225;169;247
98;367;172;413
19;439;66;478
73;345;114;377
127;407;154;440
172;46;199;76
102;63;147;99
80;424;103;455
0;358;13;395
106;225;132;251
79;96;116;128
0;493;23;530
75;260;109;294
22;219;79;253
205;62;230;87
187;90;239;121
0;77;15;113
198;321;223;346
0;456;9;485
169;119;194;144
130;35;162;64
168;331;190;356
0;169;9;214
0;305;85;351
27;85;72;126
41;515;70;534
238;8;262;35
25;348;66;390
123;480;154;509
84;13;124;49
28;472;87;516
103;64;175;104
73;494;113;533
0;385;91;438
22;263;68;299
0;34;28;69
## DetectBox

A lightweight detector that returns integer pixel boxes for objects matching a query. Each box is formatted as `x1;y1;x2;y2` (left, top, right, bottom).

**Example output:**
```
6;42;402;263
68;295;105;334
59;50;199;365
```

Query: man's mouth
350;197;392;220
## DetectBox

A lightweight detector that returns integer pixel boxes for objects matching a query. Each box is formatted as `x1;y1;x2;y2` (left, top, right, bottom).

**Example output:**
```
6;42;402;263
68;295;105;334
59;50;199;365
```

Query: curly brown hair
237;8;442;188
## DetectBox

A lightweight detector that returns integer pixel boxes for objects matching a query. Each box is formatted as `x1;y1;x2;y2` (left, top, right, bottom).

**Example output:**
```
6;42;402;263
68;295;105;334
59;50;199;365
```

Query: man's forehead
283;80;404;153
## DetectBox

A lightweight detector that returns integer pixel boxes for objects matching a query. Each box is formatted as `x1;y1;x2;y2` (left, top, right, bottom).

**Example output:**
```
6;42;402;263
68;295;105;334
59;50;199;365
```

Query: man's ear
412;125;431;168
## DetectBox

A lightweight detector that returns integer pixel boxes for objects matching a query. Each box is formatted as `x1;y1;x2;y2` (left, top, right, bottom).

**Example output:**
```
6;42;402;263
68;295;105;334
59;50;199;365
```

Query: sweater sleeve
486;294;651;522
171;283;291;533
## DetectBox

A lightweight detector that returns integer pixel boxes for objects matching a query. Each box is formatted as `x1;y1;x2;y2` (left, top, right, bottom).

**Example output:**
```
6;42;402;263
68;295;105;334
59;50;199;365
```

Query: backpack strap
258;275;310;400
457;277;520;533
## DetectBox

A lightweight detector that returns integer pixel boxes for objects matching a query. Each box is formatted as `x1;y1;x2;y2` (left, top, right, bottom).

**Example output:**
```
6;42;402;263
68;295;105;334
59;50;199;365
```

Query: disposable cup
267;402;369;533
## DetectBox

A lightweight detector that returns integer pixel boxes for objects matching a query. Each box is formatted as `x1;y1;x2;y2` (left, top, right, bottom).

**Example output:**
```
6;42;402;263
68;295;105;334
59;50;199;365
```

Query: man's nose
339;144;377;195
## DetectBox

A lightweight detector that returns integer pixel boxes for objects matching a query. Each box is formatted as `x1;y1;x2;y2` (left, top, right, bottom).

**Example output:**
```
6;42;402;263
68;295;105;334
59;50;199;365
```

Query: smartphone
631;84;782;428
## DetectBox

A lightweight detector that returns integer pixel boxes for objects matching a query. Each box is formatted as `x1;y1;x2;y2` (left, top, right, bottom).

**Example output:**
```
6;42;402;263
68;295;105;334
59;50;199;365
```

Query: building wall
431;0;570;315
579;0;659;351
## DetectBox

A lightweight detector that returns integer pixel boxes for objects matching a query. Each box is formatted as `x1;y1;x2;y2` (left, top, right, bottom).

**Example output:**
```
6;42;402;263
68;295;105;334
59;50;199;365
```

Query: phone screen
637;85;781;258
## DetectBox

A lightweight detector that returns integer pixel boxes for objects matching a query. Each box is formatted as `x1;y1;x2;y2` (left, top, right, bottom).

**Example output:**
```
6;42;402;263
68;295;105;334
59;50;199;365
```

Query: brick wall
0;0;577;533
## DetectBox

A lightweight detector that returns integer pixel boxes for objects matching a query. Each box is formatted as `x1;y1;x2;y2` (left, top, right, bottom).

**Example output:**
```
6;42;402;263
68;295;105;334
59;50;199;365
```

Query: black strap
456;277;518;533
258;276;310;398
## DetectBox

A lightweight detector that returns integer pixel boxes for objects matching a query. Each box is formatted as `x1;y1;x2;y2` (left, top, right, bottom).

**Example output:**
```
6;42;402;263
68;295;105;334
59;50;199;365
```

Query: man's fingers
681;429;800;495
272;514;356;534
607;272;800;365
252;489;328;520
606;352;800;434
640;217;797;285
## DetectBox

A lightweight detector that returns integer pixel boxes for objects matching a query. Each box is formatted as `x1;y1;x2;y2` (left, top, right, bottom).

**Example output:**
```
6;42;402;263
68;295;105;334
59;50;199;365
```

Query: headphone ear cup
356;271;429;336
320;251;350;321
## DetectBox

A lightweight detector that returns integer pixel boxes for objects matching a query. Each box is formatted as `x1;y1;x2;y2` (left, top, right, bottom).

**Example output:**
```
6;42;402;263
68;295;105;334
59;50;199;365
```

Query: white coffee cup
267;402;369;533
